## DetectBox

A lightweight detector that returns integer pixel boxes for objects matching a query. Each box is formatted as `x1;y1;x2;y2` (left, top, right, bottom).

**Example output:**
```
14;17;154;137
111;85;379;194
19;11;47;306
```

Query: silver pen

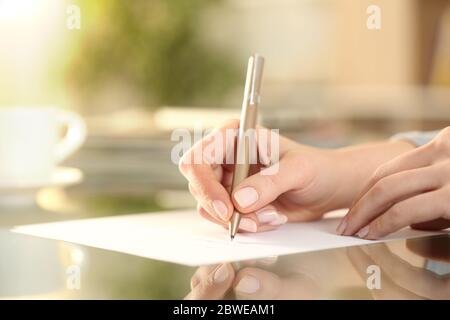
229;54;265;241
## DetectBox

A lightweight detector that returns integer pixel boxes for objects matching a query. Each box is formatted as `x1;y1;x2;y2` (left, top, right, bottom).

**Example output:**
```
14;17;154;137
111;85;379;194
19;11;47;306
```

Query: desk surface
0;188;448;300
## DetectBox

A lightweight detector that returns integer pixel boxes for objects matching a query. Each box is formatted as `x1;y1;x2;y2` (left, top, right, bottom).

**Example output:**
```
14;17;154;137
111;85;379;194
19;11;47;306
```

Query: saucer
0;167;83;206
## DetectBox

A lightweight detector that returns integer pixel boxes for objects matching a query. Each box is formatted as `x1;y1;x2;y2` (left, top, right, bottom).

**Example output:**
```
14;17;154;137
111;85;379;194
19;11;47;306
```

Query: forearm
330;140;415;209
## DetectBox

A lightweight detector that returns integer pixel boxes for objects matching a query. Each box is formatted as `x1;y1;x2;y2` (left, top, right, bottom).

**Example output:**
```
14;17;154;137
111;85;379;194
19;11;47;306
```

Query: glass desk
0;187;448;300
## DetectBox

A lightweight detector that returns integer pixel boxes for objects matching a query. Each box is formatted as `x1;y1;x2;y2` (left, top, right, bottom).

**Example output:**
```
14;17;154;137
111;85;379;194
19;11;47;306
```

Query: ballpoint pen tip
230;235;235;241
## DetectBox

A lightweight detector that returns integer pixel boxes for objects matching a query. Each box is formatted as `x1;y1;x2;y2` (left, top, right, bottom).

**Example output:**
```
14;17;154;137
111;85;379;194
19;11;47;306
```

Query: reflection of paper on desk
12;210;444;266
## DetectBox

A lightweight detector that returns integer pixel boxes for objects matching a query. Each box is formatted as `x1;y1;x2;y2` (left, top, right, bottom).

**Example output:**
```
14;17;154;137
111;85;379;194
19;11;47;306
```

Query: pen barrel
231;103;257;191
229;54;264;238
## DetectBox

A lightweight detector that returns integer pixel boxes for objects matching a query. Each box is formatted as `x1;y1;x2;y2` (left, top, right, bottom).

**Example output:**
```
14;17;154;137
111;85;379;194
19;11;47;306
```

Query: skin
339;127;450;239
185;239;449;300
179;118;446;236
346;242;450;300
185;257;322;300
181;122;450;300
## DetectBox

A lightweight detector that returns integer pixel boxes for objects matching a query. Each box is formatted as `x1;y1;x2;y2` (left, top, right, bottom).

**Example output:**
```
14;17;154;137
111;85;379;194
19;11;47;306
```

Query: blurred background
1;0;450;298
2;0;450;214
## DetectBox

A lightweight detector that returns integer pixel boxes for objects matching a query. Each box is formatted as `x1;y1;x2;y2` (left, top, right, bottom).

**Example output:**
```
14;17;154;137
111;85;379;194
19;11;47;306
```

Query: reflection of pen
229;54;265;241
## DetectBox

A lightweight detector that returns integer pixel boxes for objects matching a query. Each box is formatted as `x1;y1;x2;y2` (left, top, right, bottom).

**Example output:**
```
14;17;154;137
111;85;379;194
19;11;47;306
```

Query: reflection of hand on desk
185;236;450;300
347;239;450;300
185;257;321;300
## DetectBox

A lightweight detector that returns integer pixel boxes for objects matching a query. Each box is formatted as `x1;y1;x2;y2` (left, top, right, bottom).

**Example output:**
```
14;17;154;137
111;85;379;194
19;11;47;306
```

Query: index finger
179;119;240;222
351;143;434;208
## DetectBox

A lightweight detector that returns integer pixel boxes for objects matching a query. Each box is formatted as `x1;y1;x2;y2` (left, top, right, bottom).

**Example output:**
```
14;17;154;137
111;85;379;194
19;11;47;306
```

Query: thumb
185;264;235;300
231;154;307;213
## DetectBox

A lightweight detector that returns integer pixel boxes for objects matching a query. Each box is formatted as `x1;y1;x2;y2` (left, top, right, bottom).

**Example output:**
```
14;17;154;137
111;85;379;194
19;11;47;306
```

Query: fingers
231;153;310;215
180;120;290;227
406;237;450;262
232;267;320;300
350;143;434;208
253;205;288;229
366;244;450;300
346;246;423;299
357;189;447;240
197;204;227;228
185;263;235;300
183;165;232;223
197;205;281;233
340;165;441;236
180;119;240;223
232;268;280;300
189;264;217;290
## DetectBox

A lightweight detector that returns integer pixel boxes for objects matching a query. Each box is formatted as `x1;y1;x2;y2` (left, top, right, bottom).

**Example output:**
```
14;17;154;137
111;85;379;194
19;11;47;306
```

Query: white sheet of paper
12;209;445;266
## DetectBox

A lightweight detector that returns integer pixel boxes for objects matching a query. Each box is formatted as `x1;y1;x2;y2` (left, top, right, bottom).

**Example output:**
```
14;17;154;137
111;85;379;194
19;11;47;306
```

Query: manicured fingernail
269;214;288;226
239;218;258;232
336;218;347;235
235;275;260;294
256;209;279;224
213;264;229;283
233;187;259;208
212;200;228;221
357;226;370;239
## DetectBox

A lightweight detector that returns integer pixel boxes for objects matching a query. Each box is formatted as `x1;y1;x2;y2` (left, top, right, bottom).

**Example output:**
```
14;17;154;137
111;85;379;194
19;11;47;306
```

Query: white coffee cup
0;107;87;186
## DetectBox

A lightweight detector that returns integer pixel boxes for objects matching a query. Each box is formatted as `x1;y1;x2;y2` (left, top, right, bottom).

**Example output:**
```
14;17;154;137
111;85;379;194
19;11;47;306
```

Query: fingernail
239;218;258;232
212;200;228;221
235;275;260;294
213;264;229;283
233;187;259;208
336;218;347;235
256;209;279;224
357;226;370;239
269;214;288;226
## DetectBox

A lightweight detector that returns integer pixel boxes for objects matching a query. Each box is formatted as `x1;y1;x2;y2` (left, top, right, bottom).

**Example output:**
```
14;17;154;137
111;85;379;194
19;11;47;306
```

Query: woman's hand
338;128;450;239
179;119;414;233
185;258;321;300
179;119;349;233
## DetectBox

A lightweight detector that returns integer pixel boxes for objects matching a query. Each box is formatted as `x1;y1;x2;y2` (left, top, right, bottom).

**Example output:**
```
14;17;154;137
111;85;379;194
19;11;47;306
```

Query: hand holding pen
229;54;264;240
179;55;436;239
178;55;343;235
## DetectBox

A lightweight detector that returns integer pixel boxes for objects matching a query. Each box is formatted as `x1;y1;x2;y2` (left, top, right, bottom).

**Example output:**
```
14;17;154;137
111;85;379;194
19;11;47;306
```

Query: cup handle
55;111;87;163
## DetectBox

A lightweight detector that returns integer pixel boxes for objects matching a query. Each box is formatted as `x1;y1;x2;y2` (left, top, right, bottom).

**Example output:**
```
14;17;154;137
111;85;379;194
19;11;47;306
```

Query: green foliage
66;0;238;108
80;193;165;216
